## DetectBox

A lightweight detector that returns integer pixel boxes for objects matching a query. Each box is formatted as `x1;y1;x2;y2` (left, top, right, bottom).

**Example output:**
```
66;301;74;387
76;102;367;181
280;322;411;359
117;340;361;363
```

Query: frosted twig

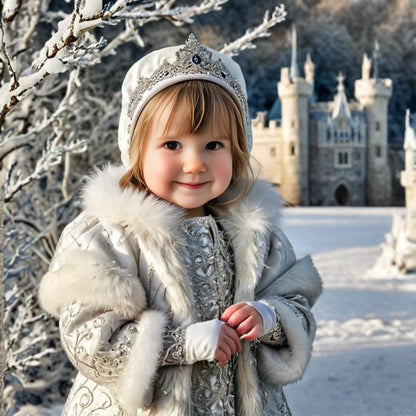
5;136;87;202
220;5;286;57
2;0;22;23
20;0;43;52
115;0;227;26
0;111;65;161
0;13;19;90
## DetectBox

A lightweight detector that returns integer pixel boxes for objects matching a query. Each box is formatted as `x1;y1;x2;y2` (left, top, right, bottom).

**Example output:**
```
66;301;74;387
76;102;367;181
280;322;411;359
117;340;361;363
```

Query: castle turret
277;25;313;205
354;47;392;205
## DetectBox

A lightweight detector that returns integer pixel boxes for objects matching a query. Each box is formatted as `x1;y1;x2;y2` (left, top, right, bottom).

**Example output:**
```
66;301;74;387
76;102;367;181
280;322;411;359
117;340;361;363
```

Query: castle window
376;146;382;157
375;121;381;131
270;147;276;157
335;150;351;168
338;152;348;164
290;143;296;156
291;120;296;129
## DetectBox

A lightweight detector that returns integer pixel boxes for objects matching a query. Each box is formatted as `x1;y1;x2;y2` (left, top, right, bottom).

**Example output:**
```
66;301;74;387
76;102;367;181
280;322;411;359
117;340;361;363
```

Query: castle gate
335;184;350;206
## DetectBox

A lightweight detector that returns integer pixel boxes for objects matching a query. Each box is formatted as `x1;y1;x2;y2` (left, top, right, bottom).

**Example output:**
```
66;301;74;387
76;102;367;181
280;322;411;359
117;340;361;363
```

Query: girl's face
141;99;233;217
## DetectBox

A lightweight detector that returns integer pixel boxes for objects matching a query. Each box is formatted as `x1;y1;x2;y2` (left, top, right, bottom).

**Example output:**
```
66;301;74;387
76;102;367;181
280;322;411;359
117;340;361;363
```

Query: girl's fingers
214;348;228;367
222;329;241;353
221;303;264;343
227;328;242;352
240;326;262;342
219;326;241;353
220;303;245;322
214;325;242;367
222;305;252;327
217;338;232;360
235;316;255;336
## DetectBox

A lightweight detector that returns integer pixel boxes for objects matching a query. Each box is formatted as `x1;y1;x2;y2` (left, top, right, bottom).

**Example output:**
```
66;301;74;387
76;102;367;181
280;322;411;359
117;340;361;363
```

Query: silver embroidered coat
39;165;323;416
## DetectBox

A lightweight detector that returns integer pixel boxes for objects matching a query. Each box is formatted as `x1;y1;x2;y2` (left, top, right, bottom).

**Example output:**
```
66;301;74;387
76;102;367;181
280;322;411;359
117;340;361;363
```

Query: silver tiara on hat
127;34;248;121
118;34;252;169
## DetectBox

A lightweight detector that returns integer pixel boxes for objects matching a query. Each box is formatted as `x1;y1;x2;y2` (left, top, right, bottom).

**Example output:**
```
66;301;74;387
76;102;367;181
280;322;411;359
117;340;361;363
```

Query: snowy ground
283;207;416;416
22;206;416;416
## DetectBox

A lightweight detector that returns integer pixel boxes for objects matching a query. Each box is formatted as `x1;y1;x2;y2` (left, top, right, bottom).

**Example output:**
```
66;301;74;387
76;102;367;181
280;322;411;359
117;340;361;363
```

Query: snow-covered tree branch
220;4;286;57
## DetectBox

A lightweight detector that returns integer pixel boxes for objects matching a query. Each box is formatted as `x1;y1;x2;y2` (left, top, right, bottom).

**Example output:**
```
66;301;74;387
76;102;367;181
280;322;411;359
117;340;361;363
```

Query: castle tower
277;25;313;205
354;46;392;205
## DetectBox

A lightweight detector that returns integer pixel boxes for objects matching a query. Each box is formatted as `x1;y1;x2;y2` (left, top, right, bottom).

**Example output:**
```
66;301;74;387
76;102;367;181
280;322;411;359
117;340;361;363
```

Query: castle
251;28;393;206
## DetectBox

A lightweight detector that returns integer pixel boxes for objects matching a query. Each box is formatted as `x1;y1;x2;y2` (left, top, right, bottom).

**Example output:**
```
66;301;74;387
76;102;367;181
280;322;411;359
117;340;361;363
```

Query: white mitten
244;300;277;336
185;319;225;364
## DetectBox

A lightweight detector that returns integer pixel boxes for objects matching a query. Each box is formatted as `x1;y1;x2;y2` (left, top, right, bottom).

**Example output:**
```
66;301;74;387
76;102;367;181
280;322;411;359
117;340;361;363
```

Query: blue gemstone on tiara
192;54;201;65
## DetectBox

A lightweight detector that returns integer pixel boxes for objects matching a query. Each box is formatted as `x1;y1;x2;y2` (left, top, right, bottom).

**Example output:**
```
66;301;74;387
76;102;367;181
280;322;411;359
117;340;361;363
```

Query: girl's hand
220;303;263;342
214;324;241;367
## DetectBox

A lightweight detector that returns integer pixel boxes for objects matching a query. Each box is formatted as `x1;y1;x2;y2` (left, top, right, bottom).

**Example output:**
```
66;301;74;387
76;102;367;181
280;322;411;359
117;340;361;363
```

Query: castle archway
335;184;350;206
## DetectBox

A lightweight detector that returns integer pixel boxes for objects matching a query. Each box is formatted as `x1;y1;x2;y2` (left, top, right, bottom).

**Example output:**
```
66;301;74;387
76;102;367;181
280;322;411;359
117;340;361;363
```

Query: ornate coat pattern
39;165;323;416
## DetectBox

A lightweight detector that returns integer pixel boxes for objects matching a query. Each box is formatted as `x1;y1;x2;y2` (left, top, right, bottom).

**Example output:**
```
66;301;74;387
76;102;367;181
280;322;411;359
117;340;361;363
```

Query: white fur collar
82;164;282;239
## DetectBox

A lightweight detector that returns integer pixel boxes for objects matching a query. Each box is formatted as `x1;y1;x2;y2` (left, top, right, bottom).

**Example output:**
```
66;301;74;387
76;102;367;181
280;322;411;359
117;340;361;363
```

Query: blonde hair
119;80;255;205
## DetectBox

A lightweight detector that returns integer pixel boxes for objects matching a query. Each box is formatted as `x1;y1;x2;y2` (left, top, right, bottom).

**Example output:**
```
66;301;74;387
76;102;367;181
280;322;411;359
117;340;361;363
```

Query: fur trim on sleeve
39;249;146;319
115;309;169;414
257;298;316;386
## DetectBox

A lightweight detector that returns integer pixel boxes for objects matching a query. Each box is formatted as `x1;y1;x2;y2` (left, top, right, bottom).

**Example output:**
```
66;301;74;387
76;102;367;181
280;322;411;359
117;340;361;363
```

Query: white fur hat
118;34;252;169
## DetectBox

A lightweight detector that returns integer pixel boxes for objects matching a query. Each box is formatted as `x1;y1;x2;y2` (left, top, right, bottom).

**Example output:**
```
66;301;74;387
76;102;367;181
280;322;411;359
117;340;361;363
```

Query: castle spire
332;72;351;119
290;24;300;80
304;53;315;85
336;72;345;93
404;109;416;151
372;40;380;80
361;53;372;80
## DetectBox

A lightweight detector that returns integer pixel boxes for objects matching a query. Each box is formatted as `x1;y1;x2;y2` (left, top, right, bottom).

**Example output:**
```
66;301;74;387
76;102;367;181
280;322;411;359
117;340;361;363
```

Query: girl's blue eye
206;141;222;150
164;141;180;150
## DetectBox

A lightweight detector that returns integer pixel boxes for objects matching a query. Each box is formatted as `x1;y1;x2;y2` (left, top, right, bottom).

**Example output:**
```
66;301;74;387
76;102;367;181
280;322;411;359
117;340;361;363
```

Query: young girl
39;34;322;416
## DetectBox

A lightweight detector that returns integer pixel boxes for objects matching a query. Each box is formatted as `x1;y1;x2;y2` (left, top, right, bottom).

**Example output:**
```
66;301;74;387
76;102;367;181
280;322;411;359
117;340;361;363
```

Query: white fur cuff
257;298;315;386
115;309;168;415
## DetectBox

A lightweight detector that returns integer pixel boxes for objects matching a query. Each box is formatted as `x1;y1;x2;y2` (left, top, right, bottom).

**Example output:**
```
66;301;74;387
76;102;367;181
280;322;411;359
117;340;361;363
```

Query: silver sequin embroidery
181;216;236;416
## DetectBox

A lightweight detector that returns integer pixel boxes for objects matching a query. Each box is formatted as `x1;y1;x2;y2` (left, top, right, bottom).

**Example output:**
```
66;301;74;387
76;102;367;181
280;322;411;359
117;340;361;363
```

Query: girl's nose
183;149;206;173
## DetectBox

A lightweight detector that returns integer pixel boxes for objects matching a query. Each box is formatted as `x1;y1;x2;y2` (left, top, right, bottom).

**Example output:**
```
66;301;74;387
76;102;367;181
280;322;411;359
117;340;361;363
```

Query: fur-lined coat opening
39;164;322;416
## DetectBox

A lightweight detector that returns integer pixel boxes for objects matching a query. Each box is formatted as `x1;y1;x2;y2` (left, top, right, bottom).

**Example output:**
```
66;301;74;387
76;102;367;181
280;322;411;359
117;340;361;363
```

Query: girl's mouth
176;182;208;189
